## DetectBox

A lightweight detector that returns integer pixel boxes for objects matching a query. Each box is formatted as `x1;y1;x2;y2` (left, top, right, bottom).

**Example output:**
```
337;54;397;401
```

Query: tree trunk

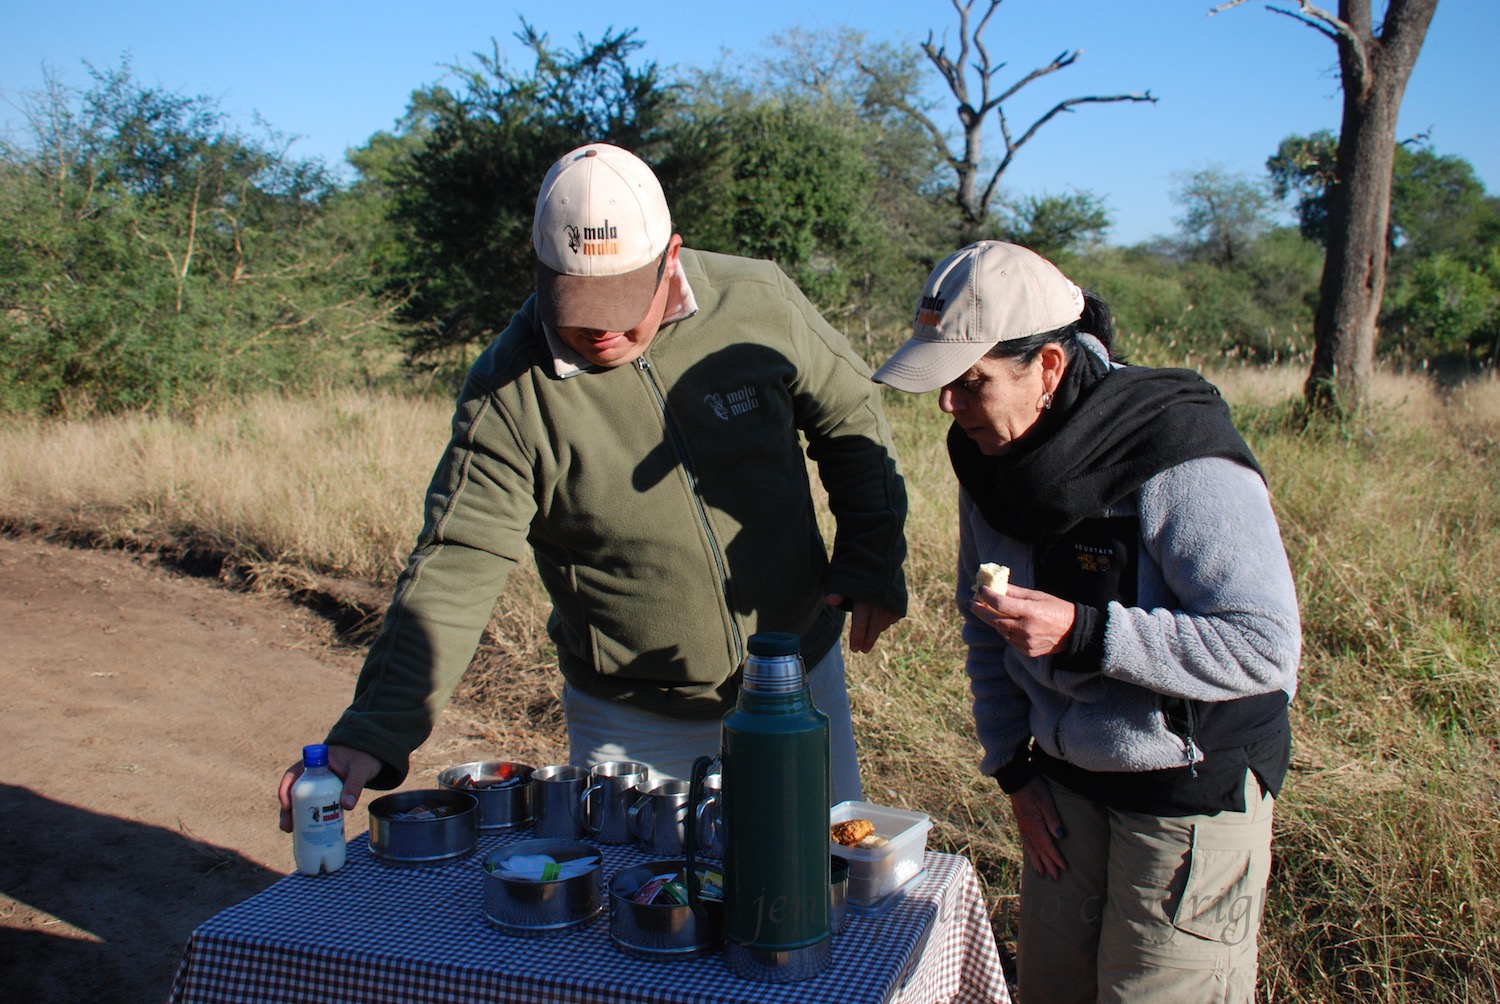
1303;0;1438;416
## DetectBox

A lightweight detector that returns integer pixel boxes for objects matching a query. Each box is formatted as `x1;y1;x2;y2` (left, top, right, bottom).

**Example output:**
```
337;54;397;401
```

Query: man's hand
278;745;383;832
826;595;902;654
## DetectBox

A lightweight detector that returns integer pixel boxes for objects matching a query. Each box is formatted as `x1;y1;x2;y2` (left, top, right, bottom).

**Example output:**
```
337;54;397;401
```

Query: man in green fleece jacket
278;143;907;826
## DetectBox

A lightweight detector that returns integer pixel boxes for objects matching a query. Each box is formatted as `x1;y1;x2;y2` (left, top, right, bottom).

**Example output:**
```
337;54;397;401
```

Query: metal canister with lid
718;631;831;982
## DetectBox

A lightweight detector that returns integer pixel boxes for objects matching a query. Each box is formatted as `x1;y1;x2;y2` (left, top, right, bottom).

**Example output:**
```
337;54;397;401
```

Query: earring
1040;391;1054;411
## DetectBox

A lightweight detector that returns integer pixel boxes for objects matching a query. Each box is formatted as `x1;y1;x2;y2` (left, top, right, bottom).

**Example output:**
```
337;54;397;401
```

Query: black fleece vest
1032;515;1290;816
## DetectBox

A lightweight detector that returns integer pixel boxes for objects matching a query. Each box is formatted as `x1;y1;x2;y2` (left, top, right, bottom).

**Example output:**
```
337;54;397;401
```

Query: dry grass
2;368;1497;1002
0;389;447;584
1223;369;1500;1002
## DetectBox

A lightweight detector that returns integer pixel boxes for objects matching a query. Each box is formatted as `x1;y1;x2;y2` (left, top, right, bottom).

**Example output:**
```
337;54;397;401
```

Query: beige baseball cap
873;241;1084;392
532;144;673;331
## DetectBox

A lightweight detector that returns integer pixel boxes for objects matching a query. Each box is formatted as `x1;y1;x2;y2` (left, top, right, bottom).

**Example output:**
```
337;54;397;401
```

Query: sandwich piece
973;562;1010;598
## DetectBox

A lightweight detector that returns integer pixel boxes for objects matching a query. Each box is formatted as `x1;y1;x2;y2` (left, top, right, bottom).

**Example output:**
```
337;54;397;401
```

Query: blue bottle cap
302;744;329;768
747;632;801;657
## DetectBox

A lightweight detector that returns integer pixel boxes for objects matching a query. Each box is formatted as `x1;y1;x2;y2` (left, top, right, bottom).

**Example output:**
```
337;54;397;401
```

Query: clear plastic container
828;800;931;908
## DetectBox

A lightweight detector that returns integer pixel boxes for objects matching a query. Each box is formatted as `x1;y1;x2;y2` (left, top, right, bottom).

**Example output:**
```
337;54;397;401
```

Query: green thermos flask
720;631;831;982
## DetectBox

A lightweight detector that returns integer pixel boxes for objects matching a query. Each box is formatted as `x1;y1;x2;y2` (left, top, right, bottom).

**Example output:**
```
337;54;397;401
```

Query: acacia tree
1214;0;1440;416
1172;166;1273;267
678;26;952;334
998;191;1112;258
907;0;1156;226
1270;131;1500;362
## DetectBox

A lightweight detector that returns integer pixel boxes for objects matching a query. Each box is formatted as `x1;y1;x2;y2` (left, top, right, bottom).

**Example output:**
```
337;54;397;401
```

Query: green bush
1064;233;1318;367
1383;251;1499;363
0;63;401;416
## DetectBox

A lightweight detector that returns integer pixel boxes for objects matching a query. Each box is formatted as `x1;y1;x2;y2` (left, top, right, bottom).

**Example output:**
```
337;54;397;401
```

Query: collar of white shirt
542;257;700;378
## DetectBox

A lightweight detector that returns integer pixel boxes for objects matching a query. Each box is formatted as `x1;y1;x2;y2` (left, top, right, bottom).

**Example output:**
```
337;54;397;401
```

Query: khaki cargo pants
1017;771;1274;1004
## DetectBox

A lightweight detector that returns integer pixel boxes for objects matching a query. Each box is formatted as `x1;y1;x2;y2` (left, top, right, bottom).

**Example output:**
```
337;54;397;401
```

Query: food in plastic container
828;800;931;907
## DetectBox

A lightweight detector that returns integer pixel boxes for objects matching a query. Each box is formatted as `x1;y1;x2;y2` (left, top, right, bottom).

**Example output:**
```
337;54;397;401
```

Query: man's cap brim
536;255;661;331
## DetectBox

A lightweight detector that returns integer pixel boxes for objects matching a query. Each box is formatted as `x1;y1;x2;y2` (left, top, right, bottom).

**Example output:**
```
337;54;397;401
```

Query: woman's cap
873;241;1083;393
532;143;673;332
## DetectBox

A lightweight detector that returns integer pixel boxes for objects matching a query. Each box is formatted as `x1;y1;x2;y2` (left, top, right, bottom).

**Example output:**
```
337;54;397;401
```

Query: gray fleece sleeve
956;489;1035;779
1102;456;1301;702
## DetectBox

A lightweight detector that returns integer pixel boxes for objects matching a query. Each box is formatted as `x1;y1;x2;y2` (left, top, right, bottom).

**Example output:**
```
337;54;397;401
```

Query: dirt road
0;536;501;1003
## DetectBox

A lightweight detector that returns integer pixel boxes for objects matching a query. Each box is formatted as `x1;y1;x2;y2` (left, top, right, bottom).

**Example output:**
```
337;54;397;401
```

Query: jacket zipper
1184;699;1200;777
636;357;744;660
1164;697;1201;777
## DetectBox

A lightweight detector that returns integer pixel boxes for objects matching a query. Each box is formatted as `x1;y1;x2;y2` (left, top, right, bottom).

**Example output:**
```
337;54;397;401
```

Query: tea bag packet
490;852;599;881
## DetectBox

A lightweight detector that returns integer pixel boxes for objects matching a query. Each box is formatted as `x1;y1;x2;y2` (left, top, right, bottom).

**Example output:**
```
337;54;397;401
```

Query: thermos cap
742;632;806;693
747;631;801;657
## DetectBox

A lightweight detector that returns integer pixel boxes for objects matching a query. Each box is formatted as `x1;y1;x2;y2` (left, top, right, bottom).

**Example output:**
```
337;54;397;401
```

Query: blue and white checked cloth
170;830;1010;1004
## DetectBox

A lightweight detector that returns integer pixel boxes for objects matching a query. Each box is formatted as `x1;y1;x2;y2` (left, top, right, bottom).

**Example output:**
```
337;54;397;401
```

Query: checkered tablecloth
169;830;1010;1004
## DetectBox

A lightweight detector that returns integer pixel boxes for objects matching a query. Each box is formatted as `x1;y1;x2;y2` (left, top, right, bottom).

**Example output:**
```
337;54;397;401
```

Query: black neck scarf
948;348;1264;543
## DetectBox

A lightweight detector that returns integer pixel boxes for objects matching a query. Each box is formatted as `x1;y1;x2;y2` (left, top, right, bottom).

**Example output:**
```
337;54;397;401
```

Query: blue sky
3;1;1495;246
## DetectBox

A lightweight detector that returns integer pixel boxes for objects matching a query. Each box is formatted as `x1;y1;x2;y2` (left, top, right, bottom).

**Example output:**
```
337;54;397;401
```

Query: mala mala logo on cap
564;220;620;257
533;144;673;332
915;294;946;329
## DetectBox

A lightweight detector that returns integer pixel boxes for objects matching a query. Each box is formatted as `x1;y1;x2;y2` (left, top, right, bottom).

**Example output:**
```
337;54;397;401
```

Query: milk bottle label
303;803;343;846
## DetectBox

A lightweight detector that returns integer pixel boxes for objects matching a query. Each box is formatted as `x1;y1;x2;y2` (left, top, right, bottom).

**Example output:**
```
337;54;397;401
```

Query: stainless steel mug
693;770;725;860
830;855;850;934
628;779;693;857
581;760;650;845
530;764;588;839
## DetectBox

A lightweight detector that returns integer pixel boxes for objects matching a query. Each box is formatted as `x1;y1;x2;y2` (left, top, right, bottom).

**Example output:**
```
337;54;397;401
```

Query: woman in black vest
875;241;1301;1003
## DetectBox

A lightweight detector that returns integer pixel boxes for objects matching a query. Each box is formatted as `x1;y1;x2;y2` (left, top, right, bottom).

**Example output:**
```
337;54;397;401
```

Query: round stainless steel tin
481;839;603;937
607;860;724;960
366;789;478;868
437;761;534;832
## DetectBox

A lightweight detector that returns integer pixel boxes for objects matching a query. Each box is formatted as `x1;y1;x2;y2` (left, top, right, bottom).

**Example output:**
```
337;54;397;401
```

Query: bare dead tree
904;0;1156;226
1212;0;1439;417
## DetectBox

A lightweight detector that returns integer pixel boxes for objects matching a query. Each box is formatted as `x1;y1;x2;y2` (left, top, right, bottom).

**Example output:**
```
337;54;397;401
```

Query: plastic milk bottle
291;743;346;874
